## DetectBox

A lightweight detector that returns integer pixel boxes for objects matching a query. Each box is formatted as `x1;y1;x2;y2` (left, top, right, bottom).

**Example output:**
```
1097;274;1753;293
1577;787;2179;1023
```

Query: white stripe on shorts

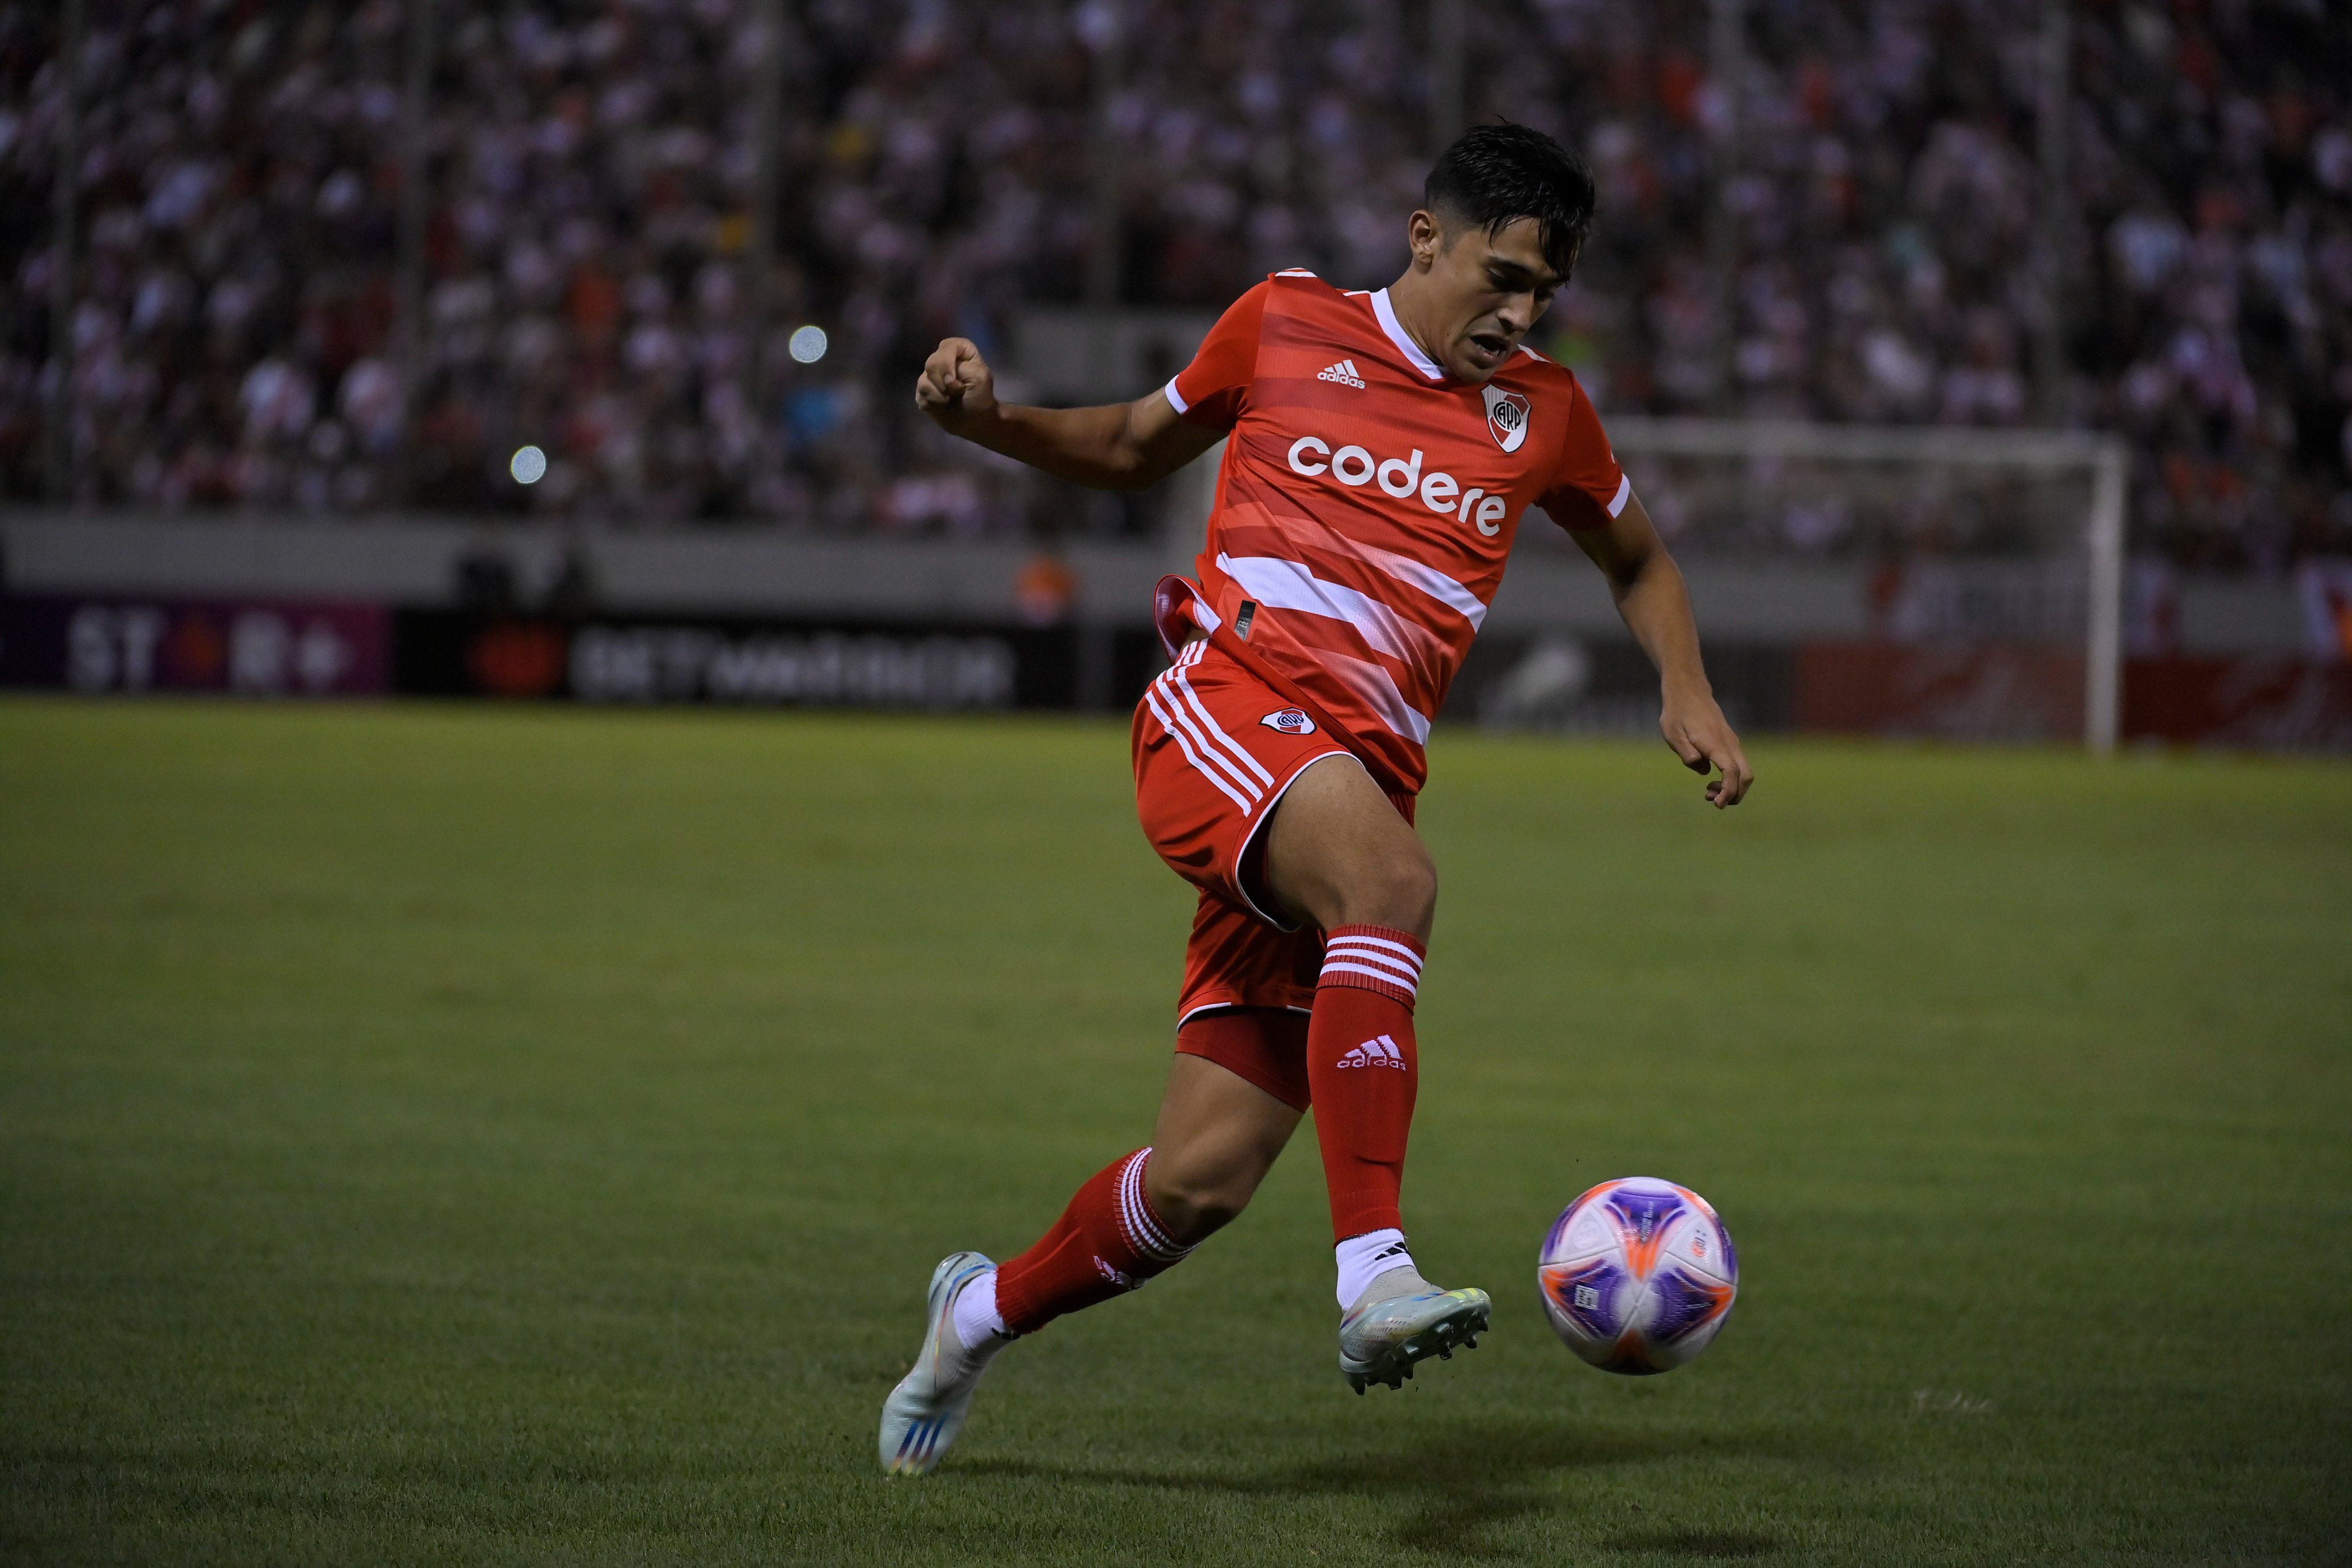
1170;665;1276;789
1143;684;1255;814
1151;672;1264;805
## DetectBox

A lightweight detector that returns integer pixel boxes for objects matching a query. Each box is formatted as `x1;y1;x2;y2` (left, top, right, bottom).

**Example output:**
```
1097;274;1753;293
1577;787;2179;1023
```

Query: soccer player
880;123;1752;1476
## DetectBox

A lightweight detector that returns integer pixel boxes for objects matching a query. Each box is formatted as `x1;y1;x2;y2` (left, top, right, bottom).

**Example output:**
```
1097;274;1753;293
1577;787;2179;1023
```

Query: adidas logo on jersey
1337;1034;1408;1070
1317;358;1366;389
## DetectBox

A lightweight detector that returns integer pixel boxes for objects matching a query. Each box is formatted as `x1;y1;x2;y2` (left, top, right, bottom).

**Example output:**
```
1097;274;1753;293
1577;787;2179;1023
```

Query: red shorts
1132;639;1414;1107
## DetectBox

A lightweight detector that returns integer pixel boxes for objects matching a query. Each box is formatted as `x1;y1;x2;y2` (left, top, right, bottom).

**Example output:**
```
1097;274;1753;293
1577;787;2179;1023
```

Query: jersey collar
1370;289;1449;384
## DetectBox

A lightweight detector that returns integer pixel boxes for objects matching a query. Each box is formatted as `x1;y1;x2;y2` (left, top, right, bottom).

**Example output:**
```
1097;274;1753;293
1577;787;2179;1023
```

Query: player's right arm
916;278;1269;491
914;340;1221;492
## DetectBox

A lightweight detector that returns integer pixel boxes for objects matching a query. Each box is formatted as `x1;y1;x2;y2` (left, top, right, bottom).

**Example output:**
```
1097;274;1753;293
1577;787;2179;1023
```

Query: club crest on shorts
1483;384;1530;452
1261;708;1316;735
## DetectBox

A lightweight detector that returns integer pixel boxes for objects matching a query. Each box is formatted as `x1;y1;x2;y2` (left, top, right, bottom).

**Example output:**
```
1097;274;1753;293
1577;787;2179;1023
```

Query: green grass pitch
3;698;2347;1565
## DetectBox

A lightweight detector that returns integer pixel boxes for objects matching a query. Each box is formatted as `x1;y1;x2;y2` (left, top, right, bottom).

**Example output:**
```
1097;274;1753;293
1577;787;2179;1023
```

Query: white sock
950;1266;1012;1354
1334;1228;1418;1307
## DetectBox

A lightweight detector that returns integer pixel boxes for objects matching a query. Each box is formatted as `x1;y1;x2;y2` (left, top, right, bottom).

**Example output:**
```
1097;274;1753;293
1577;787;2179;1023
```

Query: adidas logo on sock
1316;358;1366;388
1336;1034;1407;1070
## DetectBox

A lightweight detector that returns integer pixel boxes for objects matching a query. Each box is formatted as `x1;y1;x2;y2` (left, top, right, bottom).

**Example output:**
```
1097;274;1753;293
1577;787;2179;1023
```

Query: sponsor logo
1285;433;1511;536
1093;1256;1138;1290
568;626;1016;707
1336;1034;1409;1070
1483;385;1530;452
1574;1283;1601;1310
1260;707;1315;734
1317;358;1367;389
2;597;390;696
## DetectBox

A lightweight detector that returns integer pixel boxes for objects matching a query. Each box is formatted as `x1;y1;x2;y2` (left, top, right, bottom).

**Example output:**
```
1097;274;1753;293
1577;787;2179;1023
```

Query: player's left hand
1661;687;1753;808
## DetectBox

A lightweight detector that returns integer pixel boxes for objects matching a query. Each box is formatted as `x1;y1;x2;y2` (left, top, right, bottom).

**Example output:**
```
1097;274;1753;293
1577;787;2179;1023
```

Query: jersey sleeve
1535;374;1632;532
1165;280;1271;431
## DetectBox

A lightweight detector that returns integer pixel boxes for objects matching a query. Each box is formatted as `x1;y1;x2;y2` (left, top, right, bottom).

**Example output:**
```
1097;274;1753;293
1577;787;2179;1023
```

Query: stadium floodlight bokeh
3;0;2346;566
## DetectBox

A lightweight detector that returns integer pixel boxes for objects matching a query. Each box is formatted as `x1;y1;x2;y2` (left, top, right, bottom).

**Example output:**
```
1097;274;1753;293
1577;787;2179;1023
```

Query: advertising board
390;609;1164;712
0;595;391;696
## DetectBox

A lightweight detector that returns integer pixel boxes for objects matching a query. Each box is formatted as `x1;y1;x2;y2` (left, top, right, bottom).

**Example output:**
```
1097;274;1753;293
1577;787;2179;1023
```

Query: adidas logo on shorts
1337;1034;1407;1070
1317;358;1366;389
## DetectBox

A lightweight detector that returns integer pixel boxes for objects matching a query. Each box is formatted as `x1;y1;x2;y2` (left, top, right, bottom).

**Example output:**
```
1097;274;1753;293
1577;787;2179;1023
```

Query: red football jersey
1161;270;1630;793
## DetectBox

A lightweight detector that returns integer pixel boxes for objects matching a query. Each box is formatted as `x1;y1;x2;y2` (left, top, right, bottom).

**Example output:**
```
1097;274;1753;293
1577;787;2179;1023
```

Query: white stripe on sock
1118;1149;1188;1262
1325;933;1423;965
1319;961;1419;994
1322;945;1421;982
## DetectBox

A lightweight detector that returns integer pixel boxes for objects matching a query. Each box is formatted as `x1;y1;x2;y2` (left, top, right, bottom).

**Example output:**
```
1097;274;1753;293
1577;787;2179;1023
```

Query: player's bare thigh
1257;754;1436;941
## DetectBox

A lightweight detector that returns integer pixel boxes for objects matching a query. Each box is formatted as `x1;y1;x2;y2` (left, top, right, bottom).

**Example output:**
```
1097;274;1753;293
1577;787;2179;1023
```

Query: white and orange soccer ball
1537;1178;1738;1375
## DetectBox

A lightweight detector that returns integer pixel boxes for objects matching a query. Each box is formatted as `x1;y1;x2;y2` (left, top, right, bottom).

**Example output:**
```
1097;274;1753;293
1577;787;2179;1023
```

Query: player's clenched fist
915;338;996;429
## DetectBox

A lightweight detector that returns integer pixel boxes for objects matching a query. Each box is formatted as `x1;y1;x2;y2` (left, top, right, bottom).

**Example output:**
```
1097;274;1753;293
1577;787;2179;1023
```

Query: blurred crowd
0;0;2347;570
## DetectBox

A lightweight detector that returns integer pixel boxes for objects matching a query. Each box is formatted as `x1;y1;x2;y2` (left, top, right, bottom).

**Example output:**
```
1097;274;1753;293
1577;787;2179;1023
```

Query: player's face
1411;214;1565;383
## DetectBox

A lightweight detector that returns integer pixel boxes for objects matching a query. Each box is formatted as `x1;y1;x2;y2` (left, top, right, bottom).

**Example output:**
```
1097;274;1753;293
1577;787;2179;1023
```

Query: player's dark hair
1422;122;1597;278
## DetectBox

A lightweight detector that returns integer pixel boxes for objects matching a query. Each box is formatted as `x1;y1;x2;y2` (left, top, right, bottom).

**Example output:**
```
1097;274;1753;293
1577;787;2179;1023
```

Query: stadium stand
1;0;2347;568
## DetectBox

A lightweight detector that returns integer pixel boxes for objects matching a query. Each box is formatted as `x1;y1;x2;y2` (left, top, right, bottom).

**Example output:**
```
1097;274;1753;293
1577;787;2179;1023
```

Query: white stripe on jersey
1317;649;1434;746
1213;552;1423;662
1163;375;1190;414
1345;539;1490;629
1606;473;1633;518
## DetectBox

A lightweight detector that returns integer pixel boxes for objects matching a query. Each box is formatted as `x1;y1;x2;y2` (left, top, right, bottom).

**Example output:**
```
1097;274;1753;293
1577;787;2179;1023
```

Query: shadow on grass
962;1414;1809;1559
1603;1529;1782;1559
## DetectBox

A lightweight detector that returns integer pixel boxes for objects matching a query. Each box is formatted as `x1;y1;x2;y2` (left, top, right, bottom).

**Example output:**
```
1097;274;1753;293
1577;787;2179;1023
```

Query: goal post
1600;419;2131;754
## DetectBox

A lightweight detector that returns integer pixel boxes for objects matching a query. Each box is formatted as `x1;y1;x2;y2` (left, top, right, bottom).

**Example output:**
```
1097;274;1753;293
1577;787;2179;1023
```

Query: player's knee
1145;1157;1255;1246
1336;843;1437;937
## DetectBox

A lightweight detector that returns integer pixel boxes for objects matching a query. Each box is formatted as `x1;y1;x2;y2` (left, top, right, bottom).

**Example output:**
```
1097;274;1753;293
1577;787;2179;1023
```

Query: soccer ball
1537;1178;1738;1375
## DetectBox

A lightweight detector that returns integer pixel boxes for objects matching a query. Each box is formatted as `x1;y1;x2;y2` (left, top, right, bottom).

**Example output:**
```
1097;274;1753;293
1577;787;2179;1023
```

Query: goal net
1482;420;2128;752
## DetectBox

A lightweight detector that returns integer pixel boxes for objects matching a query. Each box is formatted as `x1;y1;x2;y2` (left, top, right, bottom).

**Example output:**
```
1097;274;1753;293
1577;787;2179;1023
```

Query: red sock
1306;925;1425;1243
993;1148;1192;1335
